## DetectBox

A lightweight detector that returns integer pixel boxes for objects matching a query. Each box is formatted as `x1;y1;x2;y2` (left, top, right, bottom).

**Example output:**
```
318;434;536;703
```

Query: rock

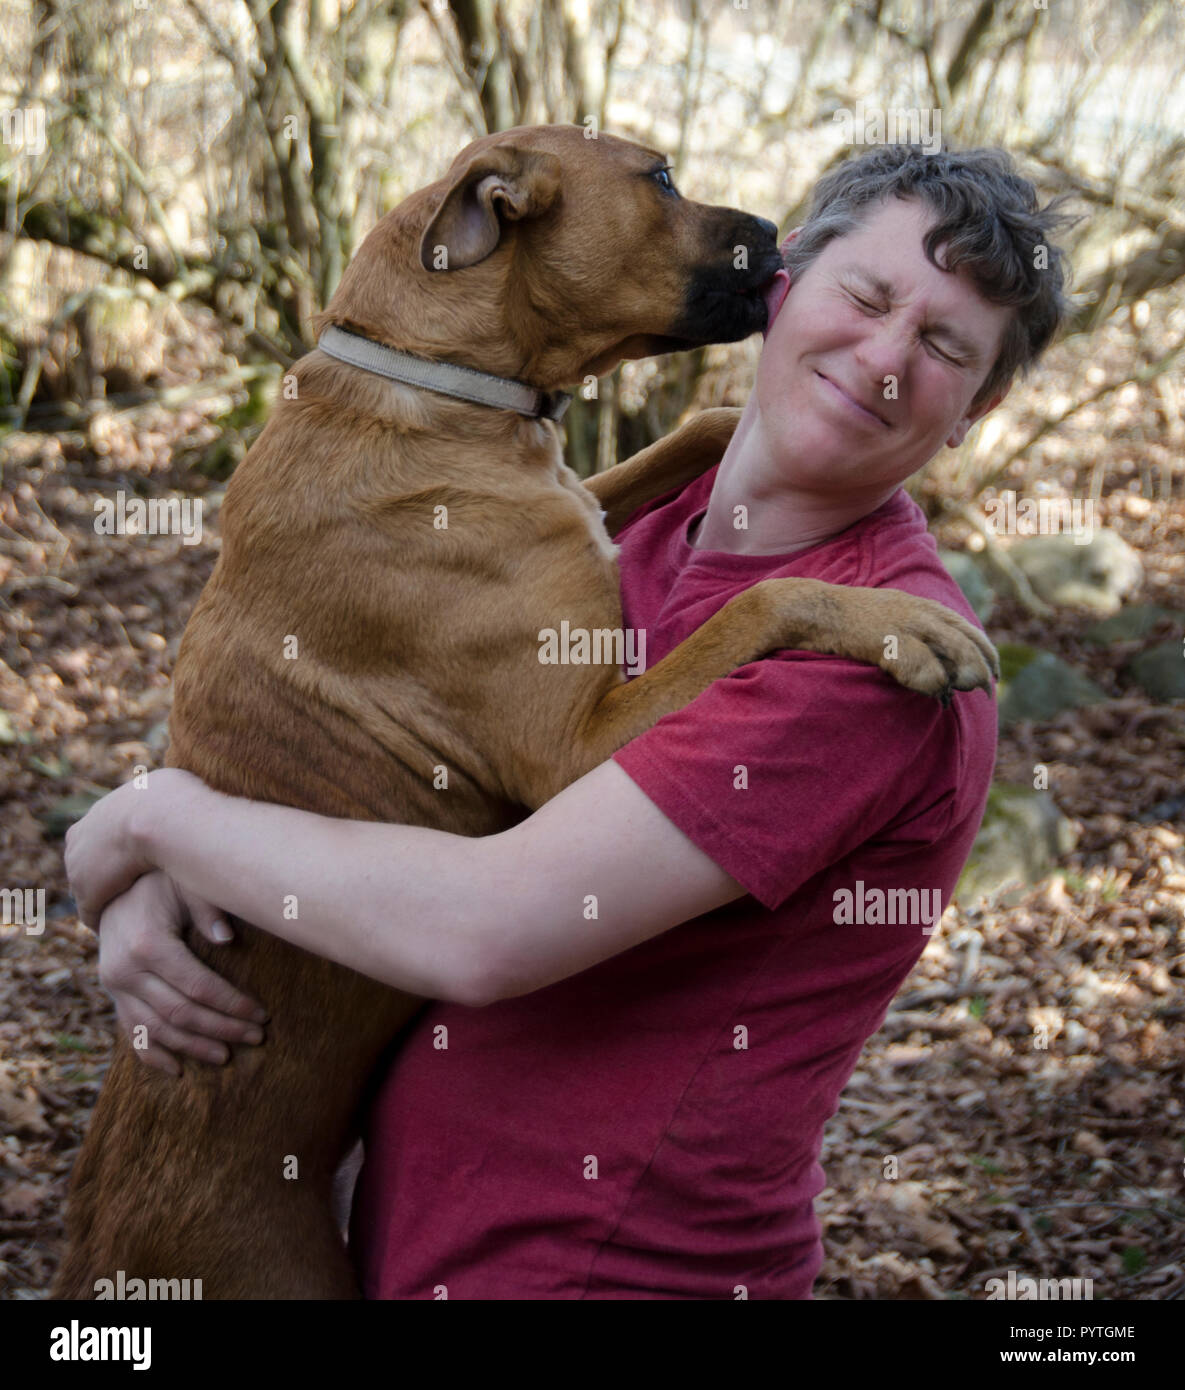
956;782;1078;903
1084;604;1181;643
1125;641;1185;701
1004;530;1142;615
938;549;995;623
996;643;1109;727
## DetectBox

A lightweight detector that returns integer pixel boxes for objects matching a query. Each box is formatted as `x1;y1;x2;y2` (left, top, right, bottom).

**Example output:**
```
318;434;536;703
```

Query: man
66;143;1073;1299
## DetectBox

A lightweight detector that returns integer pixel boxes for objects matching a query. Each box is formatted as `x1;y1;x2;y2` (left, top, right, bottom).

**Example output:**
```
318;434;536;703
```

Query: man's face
756;196;1014;496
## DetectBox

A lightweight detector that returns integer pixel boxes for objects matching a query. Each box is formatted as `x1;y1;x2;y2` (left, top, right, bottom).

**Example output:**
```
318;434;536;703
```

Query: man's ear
420;147;562;272
761;226;799;336
946;378;1012;448
762;270;790;335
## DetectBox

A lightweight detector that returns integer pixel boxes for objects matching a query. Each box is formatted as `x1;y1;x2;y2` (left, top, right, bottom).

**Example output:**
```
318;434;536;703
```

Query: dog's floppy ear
419;146;562;272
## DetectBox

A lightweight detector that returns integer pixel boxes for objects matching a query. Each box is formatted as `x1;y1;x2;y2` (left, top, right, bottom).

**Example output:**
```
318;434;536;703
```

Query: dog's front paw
870;593;999;702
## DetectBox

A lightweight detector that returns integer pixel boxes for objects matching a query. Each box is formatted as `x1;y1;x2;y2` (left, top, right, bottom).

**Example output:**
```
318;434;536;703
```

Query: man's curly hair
783;144;1079;408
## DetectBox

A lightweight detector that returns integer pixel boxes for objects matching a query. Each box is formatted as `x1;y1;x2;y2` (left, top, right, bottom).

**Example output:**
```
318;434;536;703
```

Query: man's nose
854;315;912;385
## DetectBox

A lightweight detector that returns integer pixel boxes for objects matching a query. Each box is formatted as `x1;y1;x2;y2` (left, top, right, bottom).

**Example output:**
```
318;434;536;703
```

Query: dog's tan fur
55;124;996;1299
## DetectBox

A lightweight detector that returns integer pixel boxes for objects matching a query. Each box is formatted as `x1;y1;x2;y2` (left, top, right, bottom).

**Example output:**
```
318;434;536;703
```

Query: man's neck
689;399;900;556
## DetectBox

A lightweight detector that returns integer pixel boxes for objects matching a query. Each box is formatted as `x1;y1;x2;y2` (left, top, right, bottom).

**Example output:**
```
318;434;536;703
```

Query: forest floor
1;314;1183;1300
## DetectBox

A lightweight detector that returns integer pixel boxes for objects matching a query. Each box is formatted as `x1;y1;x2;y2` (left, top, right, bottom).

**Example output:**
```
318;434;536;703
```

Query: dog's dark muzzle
667;212;784;346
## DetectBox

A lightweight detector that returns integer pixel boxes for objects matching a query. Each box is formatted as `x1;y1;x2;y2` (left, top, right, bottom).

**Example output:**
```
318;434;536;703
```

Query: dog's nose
755;217;779;242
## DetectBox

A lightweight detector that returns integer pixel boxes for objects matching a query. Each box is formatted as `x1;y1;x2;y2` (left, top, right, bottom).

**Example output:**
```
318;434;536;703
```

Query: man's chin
761;424;891;491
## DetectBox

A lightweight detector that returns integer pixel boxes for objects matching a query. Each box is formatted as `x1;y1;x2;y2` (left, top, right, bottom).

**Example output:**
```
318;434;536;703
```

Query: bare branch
976;326;1185;493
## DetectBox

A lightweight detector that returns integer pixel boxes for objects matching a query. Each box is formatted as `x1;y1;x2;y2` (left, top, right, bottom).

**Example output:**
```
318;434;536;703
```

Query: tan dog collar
317;325;573;422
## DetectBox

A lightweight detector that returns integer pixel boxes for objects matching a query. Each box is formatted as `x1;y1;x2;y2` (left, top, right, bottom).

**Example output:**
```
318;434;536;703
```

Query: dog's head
315;124;782;389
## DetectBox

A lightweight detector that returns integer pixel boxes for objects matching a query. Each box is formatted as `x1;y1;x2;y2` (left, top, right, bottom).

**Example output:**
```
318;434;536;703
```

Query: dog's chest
551;459;619;563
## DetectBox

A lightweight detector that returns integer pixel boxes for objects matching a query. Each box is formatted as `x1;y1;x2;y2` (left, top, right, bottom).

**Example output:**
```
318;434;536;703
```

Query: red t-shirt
350;463;997;1299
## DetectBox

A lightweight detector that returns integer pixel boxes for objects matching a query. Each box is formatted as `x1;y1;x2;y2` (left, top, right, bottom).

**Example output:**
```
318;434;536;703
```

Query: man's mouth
815;371;891;428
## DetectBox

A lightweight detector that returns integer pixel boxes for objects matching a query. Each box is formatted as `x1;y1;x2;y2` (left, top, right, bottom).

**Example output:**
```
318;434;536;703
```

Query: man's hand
98;870;268;1075
65;767;202;929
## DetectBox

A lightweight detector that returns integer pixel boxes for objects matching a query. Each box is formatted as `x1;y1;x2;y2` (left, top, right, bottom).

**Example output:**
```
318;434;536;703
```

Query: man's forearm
133;780;500;1004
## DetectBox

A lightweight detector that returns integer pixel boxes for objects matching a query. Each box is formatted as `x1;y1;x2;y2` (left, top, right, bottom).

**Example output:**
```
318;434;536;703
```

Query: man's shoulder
856;490;984;631
768;491;999;792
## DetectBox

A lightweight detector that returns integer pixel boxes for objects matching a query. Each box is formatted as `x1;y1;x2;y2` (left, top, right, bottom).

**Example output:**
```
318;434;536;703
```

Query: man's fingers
75;890;105;933
119;970;266;1049
188;898;235;946
128;1039;184;1077
136;1015;229;1067
135;930;268;1023
113;1002;184;1075
121;1010;221;1070
117;995;241;1068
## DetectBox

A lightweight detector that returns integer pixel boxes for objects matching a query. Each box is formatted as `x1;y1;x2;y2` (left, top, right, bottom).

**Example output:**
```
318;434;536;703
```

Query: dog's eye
652;166;679;196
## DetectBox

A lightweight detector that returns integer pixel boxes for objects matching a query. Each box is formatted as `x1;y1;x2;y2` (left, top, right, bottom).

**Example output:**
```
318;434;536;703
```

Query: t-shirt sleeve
611;651;958;912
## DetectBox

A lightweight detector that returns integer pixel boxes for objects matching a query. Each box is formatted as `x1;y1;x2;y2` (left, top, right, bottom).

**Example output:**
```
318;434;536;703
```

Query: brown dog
54;124;996;1299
